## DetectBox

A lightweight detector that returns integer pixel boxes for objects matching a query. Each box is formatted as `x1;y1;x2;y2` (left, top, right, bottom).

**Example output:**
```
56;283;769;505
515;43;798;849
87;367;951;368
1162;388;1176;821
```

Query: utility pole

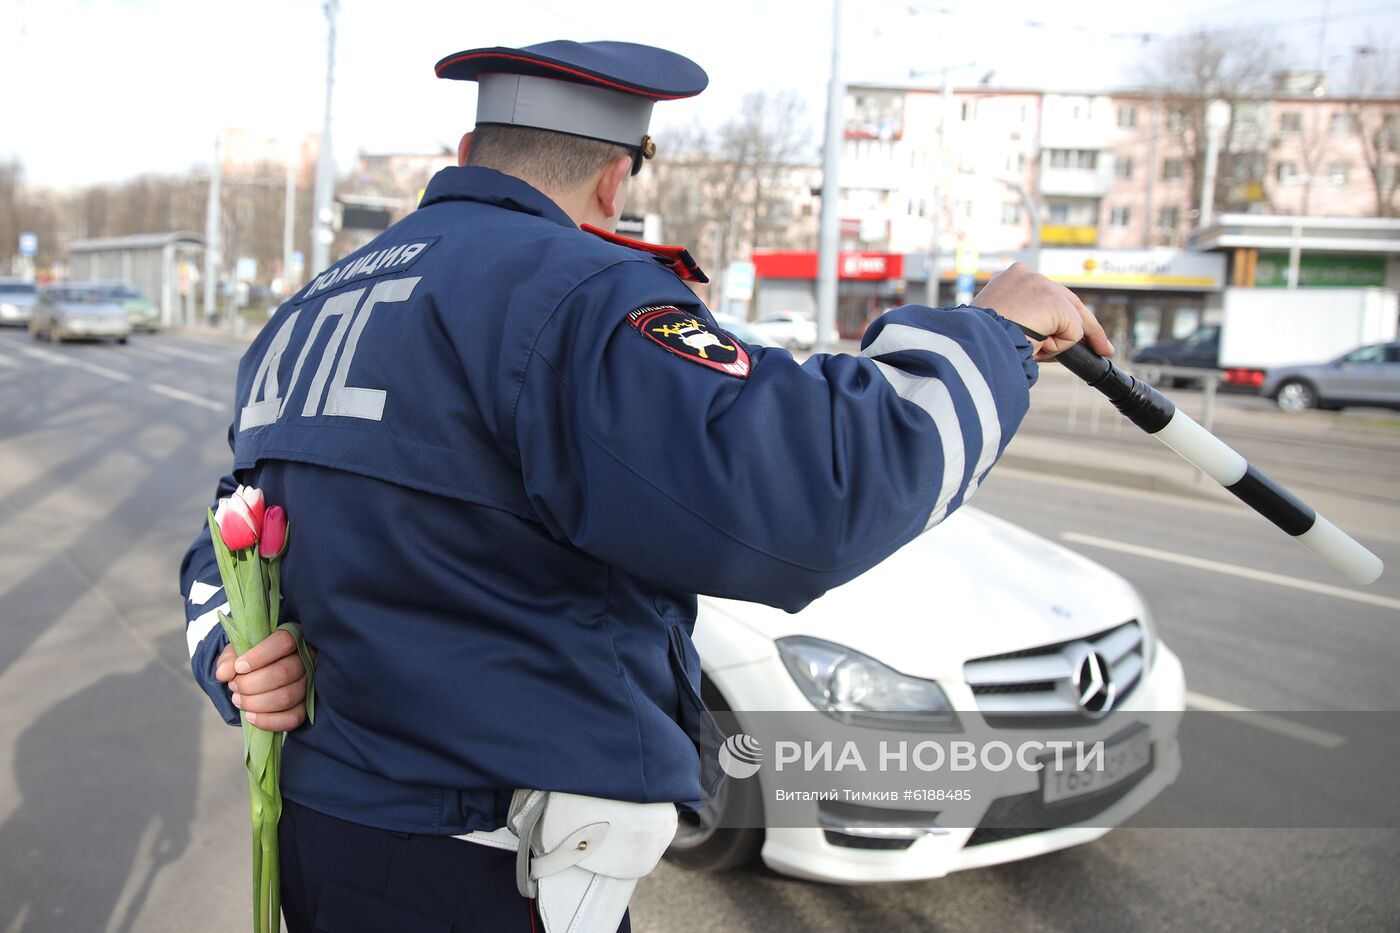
1199;100;1230;230
203;131;222;326
815;0;842;355
311;0;339;276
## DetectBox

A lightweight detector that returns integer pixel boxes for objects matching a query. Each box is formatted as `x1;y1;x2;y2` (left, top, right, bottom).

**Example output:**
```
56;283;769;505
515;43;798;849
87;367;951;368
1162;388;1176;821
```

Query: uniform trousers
278;797;632;932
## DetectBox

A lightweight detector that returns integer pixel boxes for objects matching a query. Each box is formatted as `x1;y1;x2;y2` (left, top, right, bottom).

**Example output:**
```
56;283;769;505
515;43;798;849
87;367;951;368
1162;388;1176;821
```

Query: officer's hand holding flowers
216;628;313;732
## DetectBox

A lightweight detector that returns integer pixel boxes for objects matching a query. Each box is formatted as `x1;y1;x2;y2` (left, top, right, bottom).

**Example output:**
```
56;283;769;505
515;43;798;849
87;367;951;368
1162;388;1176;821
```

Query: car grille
963;620;1144;728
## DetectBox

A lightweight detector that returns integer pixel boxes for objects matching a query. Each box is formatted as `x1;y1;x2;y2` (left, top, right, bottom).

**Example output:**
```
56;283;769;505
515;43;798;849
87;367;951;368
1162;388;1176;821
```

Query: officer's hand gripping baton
1033;334;1383;586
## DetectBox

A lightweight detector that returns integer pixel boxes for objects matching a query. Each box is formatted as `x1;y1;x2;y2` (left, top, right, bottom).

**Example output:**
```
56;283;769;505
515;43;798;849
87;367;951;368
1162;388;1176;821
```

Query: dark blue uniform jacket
180;166;1037;835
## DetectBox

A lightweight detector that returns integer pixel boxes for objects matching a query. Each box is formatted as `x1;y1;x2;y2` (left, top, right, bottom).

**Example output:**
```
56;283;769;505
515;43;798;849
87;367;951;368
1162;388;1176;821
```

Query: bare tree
634;90;814;288
1135;29;1283;219
1345;37;1400;216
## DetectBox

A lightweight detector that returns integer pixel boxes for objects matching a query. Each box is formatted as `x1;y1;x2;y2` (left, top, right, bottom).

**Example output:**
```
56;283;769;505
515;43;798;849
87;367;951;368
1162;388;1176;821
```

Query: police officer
180;40;1111;932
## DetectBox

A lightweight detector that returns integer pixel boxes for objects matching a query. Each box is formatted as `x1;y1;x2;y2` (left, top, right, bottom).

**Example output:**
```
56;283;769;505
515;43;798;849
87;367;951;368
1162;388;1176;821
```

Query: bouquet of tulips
208;485;316;933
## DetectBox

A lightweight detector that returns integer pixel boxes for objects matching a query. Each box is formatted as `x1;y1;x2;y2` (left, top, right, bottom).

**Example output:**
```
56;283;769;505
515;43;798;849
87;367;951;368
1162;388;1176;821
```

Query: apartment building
763;80;1399;343
839;81;1399;257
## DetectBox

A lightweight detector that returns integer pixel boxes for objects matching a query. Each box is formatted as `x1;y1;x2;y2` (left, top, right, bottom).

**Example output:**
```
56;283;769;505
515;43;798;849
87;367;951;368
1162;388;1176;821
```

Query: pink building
838;82;1400;256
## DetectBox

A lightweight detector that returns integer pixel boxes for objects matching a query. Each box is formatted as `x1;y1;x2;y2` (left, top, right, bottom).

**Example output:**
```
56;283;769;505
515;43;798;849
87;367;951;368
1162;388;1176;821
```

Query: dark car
1259;342;1400;413
0;278;39;327
1131;325;1220;386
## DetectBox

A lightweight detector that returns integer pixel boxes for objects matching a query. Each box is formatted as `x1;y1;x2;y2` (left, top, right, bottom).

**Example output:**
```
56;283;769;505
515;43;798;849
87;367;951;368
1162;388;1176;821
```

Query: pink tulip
259;506;288;559
215;494;259;550
235;485;266;532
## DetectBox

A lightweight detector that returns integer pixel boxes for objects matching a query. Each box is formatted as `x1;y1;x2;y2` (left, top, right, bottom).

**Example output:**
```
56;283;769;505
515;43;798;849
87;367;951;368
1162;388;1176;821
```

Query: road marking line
121;345;170;362
1060;531;1400;612
1184;691;1347;748
17;345;133;382
0;351;17;367
149;383;225;411
147;343;213;362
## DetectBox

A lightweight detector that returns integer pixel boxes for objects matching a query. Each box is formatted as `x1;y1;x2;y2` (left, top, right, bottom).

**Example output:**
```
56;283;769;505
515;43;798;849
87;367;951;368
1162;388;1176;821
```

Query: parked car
1131;325;1220;387
28;283;132;344
713;313;780;349
667;506;1184;882
1261;341;1400;412
94;282;159;332
0;278;38;326
750;311;819;351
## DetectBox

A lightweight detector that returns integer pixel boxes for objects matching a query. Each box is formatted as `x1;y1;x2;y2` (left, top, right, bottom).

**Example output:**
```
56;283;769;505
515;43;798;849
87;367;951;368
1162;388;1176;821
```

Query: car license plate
1041;728;1152;805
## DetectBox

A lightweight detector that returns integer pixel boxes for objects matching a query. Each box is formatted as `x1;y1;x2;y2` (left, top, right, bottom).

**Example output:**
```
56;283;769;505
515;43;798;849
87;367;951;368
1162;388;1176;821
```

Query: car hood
700;507;1144;681
0;293;37;308
55;301;125;316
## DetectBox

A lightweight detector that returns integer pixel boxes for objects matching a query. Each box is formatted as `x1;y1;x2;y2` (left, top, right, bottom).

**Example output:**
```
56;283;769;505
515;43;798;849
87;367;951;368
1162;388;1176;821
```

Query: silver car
28;283;132;344
0;278;38;327
1261;342;1400;412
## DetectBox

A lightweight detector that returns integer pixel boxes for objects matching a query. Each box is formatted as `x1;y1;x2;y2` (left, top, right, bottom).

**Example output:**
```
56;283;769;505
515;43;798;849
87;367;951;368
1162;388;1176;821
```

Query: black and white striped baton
1035;335;1383;586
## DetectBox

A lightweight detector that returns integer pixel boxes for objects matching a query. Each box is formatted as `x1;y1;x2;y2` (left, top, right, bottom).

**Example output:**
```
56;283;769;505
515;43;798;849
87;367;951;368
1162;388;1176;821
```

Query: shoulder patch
627;306;750;379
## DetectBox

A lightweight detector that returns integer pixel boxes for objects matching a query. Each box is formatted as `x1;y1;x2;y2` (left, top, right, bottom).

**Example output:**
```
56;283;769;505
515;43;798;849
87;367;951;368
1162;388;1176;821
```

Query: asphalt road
0;327;1396;932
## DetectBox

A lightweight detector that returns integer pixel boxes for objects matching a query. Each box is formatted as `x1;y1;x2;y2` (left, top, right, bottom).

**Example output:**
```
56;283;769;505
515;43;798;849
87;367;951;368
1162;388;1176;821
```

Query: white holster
466;789;677;933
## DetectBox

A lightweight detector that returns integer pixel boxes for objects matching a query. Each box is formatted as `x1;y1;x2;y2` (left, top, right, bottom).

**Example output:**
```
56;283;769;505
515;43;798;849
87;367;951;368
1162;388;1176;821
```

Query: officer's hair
468;125;631;191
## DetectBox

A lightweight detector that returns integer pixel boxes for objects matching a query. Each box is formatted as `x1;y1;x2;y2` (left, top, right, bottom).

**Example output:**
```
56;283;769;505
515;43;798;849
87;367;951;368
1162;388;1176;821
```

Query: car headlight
0;302;16;314
1136;599;1158;672
776;636;961;732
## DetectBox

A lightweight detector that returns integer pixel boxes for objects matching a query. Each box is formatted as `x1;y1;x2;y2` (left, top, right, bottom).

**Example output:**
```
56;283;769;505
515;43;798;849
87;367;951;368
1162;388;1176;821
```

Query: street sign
955;240;979;275
236;257;258;281
18;232;37;257
955;272;976;306
725;261;756;302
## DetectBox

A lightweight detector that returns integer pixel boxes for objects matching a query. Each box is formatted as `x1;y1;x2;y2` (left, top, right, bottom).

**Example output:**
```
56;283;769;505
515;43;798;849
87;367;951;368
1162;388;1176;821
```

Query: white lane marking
147;342;214;362
1060;532;1400;612
1184;691;1347;748
120;345;170;362
18;345;133;382
149;382;225;412
0;350;17;367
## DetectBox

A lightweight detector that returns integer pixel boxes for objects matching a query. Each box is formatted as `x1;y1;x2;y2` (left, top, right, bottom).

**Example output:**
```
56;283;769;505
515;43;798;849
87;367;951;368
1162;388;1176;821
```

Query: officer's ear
594;154;632;225
457;132;474;167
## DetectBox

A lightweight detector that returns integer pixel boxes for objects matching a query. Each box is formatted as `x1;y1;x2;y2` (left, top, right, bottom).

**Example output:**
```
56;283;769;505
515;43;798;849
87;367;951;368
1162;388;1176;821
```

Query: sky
2;0;1398;188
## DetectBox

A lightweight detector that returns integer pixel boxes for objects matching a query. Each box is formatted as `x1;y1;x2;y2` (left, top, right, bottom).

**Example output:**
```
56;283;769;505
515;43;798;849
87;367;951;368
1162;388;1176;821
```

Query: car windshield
1341;345;1387;364
1183;326;1218;348
0;282;37;296
50;288;113;305
101;285;144;300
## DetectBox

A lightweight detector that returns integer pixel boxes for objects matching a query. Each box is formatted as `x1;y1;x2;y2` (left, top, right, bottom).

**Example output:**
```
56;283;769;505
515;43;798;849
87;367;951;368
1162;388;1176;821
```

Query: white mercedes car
668;506;1184;883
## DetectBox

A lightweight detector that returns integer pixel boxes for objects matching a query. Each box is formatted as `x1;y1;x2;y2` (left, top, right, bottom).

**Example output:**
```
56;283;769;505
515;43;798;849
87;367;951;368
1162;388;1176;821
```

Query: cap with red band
435;41;707;162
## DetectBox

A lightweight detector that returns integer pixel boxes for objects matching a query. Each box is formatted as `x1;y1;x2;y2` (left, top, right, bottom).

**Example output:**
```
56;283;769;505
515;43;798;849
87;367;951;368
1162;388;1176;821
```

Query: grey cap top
435;40;708;155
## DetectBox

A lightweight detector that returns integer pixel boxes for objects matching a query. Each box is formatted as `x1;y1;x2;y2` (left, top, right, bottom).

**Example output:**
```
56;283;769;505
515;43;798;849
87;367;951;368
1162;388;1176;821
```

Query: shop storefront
750;250;907;339
749;247;1228;351
1035;249;1227;354
905;248;1228;355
